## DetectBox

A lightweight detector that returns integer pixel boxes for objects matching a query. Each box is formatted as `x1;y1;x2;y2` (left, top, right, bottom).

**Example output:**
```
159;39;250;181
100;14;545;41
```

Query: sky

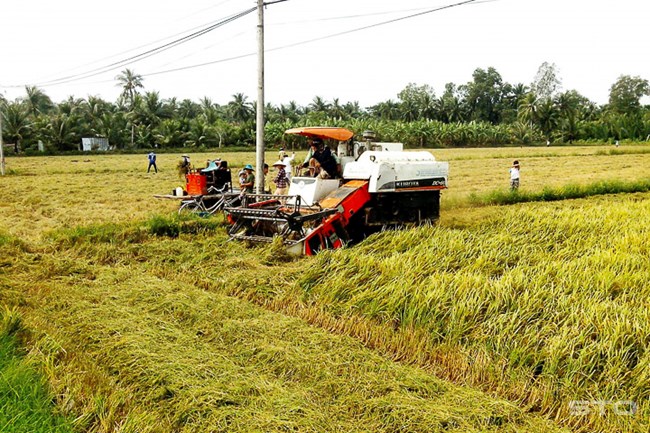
1;0;648;108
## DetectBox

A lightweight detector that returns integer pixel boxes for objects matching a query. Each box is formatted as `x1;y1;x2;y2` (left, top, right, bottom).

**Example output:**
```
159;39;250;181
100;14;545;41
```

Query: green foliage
148;215;181;237
462;66;508;124
608;75;650;115
1;306;24;338
147;214;221;238
43;216;221;247
6;68;649;153
47;222;144;247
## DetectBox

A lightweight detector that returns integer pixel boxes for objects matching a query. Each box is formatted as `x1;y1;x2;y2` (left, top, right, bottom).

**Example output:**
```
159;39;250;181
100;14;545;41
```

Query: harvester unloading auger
225;127;449;255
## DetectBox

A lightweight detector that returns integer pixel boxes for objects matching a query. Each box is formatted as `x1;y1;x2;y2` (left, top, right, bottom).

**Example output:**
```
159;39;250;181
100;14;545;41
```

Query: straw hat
272;160;285;167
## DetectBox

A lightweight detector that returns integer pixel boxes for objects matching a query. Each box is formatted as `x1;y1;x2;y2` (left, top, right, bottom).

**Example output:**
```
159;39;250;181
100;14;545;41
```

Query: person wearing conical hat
272;160;290;196
178;154;191;177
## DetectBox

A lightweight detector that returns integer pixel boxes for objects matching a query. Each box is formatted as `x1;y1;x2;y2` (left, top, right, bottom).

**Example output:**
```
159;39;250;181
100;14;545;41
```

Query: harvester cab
224;127;449;256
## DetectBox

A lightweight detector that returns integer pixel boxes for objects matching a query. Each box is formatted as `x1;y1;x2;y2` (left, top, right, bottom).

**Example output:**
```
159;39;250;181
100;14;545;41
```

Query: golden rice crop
299;193;650;432
2;146;650;240
2;147;650;432
1;230;565;433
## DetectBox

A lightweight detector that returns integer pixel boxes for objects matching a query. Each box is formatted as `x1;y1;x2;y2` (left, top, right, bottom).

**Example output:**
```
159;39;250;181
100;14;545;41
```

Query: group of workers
237;157;290;196
165;135;341;195
237;136;341;195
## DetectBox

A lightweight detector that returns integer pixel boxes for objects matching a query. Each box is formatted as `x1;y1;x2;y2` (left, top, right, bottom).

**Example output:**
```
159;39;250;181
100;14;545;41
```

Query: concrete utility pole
254;0;287;194
0;110;5;176
253;0;287;193
255;0;265;194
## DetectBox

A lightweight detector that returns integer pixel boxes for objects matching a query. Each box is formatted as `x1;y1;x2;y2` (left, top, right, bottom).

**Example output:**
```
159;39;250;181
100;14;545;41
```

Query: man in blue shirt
147;151;158;173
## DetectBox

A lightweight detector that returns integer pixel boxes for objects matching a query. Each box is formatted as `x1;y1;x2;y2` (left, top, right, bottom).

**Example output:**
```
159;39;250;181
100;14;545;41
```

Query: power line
3;6;257;89
141;0;481;78
3;0;483;91
266;0;481;53
272;0;494;26
37;0;243;82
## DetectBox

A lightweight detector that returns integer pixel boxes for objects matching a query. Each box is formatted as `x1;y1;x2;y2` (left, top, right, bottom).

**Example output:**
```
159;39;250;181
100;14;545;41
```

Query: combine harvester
225;127;449;255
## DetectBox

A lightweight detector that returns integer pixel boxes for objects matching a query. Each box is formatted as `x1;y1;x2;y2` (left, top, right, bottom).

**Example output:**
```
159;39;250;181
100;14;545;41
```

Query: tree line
1;64;648;153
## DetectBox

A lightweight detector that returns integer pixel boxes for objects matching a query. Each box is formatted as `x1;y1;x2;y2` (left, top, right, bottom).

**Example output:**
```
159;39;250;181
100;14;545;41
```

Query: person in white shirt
281;151;295;179
510;160;520;190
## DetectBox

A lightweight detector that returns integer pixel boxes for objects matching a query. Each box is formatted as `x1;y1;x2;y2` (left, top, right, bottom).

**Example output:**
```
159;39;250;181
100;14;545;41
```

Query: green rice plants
147;214;181;237
1;305;24;338
0;307;73;433
469;179;650;206
147;214;222;238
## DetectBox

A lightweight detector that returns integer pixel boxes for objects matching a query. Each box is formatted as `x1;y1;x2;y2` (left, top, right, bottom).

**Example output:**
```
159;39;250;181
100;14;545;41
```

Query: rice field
1;234;564;433
1;144;649;432
2;144;650;241
299;194;650;432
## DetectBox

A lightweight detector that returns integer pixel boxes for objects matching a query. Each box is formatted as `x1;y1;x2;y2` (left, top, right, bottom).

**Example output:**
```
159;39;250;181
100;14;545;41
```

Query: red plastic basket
185;172;207;195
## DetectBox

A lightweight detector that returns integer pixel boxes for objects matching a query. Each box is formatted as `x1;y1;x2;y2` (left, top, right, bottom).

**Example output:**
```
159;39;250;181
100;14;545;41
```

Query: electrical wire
3;0;483;90
39;0;243;81
142;0;481;78
272;0;495;26
6;6;257;89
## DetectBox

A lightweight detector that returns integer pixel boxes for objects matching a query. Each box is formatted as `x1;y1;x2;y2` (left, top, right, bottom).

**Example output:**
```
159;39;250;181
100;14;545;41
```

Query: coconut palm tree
178;99;200;120
308;96;330;114
343;101;363;119
518;93;539;128
369;100;401;121
227;93;254;123
2;102;31;152
24;86;54;117
536;98;560;141
140;91;166;127
554;91;582;143
116;69;144;148
116;69;144;109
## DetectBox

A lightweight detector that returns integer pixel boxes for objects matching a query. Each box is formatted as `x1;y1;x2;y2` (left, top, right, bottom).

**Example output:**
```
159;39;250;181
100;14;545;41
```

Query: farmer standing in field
272;160;290;196
178;154;191;177
281;150;295;179
510;160;520;190
147;151;158;173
